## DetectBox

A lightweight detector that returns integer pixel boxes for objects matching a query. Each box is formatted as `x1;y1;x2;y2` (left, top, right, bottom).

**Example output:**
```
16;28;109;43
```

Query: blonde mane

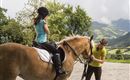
57;35;90;44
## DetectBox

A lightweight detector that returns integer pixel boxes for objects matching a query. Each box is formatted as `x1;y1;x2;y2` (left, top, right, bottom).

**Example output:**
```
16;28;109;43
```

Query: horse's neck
63;41;84;62
61;42;83;74
68;41;84;54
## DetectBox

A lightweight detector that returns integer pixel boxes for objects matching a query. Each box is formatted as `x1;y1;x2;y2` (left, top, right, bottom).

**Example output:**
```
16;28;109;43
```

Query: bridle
54;36;93;80
63;35;94;64
63;41;84;63
62;35;94;80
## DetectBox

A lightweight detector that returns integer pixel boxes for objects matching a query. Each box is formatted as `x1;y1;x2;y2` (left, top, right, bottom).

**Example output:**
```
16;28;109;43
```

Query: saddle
32;41;65;62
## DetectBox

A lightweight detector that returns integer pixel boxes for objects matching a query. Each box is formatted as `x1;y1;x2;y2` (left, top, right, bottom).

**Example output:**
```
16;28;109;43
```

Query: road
17;62;130;80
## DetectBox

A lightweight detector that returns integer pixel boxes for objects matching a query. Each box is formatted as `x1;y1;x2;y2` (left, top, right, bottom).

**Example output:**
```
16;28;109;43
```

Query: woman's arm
91;55;105;64
44;23;50;34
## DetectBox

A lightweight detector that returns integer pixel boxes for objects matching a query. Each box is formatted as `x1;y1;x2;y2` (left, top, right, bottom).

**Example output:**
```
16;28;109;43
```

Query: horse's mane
57;35;90;44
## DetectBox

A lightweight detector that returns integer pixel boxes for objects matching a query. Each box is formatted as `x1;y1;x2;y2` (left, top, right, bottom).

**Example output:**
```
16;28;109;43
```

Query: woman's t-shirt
35;19;47;43
89;45;107;67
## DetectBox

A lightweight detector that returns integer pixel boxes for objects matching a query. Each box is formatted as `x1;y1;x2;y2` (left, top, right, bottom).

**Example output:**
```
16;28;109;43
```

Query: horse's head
80;35;93;60
58;35;93;61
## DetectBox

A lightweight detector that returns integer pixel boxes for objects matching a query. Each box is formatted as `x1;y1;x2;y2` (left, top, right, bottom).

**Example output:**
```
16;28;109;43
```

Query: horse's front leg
61;77;71;80
67;77;71;80
57;76;71;80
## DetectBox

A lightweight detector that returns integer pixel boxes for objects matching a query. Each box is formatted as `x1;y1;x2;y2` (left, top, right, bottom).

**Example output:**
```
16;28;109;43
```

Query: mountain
91;19;130;47
108;32;130;47
91;21;127;40
112;19;130;32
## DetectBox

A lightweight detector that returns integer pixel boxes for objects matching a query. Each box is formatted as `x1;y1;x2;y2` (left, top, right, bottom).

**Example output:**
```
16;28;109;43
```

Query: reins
63;41;84;63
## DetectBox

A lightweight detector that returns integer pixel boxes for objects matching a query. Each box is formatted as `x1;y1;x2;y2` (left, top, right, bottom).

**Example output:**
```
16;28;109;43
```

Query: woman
34;7;49;43
34;7;65;75
85;39;108;80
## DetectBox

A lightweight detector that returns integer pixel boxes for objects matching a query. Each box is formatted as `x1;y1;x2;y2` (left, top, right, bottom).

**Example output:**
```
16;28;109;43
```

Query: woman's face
97;43;104;50
44;16;48;20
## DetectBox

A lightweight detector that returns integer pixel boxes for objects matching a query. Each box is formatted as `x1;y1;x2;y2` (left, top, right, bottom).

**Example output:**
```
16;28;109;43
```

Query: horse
0;35;92;80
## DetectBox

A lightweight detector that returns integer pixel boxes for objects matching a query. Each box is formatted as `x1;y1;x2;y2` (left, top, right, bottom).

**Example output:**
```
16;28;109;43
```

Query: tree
0;7;8;26
64;5;92;35
0;19;33;45
46;2;92;41
16;0;46;26
16;0;92;41
115;49;124;60
116;49;121;54
0;7;34;45
0;19;23;43
46;2;69;41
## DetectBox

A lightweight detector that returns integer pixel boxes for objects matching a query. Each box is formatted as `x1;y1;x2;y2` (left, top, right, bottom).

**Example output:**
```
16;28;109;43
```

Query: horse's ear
90;35;94;41
69;31;74;36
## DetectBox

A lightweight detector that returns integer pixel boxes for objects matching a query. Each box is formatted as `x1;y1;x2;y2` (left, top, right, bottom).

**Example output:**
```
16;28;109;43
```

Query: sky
1;0;28;18
1;0;130;24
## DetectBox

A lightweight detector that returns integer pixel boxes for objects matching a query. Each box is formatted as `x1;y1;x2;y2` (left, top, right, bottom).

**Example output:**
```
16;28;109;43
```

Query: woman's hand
91;55;96;61
90;55;105;63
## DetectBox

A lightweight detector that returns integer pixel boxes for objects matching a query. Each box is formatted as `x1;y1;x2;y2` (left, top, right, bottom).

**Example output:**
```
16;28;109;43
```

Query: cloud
99;16;111;24
57;0;129;21
2;0;129;21
101;5;108;13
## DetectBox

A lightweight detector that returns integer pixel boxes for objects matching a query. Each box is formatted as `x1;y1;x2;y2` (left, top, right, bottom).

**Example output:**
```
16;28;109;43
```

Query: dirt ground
17;62;130;80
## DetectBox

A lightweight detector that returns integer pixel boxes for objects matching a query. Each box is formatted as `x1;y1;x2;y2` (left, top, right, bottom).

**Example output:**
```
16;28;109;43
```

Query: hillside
91;21;127;40
91;18;130;39
108;32;130;48
91;19;130;47
112;19;130;32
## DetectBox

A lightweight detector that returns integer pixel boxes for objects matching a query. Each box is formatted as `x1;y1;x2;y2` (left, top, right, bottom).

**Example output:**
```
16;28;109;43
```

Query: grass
106;59;130;63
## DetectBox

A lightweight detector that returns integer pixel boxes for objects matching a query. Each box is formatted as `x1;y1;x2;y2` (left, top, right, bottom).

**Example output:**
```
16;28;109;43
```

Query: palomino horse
0;35;92;80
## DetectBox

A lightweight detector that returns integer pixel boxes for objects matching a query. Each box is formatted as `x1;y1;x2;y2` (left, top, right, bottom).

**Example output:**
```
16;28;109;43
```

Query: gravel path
17;62;130;80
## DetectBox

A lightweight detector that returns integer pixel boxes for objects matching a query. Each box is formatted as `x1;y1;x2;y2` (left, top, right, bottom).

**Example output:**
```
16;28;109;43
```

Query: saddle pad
33;47;53;63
